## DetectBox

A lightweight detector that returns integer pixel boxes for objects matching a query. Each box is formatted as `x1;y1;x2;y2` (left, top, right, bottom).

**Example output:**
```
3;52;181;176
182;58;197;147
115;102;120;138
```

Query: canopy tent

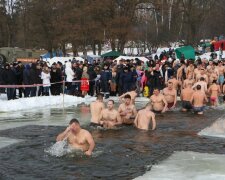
101;50;122;58
199;42;211;48
175;46;195;60
114;56;149;64
42;57;84;66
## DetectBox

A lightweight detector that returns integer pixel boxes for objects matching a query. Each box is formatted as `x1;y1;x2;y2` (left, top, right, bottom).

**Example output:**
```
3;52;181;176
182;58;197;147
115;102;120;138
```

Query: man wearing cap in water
56;119;95;156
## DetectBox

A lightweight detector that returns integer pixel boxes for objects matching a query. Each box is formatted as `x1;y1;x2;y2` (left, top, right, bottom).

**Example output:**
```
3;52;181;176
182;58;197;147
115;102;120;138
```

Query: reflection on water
0;104;225;179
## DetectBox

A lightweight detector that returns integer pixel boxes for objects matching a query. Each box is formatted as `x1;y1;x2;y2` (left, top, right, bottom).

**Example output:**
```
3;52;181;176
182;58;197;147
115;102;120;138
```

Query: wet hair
196;85;201;90
212;80;217;84
124;94;131;99
108;99;115;104
96;93;103;100
69;118;80;125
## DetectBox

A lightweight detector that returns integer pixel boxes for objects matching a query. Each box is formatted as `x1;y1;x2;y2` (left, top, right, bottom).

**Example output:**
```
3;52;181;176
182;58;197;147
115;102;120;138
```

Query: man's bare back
134;104;156;130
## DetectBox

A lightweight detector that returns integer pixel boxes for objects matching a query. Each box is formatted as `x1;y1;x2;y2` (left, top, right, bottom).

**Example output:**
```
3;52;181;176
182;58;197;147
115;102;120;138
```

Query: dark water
0;106;225;180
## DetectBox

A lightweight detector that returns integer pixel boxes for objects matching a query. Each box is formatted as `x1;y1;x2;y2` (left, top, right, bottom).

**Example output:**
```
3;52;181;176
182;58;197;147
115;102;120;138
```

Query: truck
0;47;45;65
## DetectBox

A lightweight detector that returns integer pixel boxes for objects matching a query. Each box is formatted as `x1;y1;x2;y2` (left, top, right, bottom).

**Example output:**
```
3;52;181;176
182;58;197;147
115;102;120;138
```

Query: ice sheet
199;114;225;138
0;137;23;149
135;151;225;180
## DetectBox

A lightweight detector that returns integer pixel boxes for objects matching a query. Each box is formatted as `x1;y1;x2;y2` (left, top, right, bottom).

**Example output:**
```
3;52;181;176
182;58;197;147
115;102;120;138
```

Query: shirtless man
192;77;207;94
134;102;156;131
90;94;105;127
183;74;195;89
177;63;186;82
194;64;202;81
118;94;137;124
217;61;225;89
150;88;168;113
190;85;208;115
196;68;208;84
180;83;194;112
99;100;122;128
119;88;137;104
168;75;180;91
163;82;177;109
186;62;195;79
208;80;221;106
56;119;95;156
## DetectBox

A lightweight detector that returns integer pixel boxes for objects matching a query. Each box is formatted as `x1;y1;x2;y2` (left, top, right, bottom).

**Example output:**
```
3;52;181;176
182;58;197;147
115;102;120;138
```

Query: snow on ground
42;57;85;66
0;95;95;112
135;151;225;180
198;51;225;60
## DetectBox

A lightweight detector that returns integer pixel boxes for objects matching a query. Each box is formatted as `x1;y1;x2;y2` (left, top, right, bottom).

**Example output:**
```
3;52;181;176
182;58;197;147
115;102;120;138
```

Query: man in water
190;85;208;115
90;93;105;127
56;119;95;156
119;87;137;104
180;83;194;112
118;94;137;124
162;82;177;109
134;103;156;131
192;77;207;94
99;100;122;128
150;88;168;113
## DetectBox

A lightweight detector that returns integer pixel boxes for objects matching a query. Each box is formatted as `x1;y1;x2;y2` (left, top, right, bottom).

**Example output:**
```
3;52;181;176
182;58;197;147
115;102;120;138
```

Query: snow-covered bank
135;151;225;180
0;95;95;112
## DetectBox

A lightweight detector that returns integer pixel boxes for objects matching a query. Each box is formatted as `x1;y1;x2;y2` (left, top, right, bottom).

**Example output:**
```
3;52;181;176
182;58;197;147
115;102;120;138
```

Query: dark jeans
7;88;15;100
24;87;31;97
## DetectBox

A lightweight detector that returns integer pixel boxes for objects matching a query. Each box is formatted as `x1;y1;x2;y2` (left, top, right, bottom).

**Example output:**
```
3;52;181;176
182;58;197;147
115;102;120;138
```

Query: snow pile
135;151;225;180
198;51;225;60
114;56;149;64
0;95;95;112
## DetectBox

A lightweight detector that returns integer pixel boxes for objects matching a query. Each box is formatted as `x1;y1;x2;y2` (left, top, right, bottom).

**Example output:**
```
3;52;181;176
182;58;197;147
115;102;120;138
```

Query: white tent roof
42;57;84;66
114;56;149;64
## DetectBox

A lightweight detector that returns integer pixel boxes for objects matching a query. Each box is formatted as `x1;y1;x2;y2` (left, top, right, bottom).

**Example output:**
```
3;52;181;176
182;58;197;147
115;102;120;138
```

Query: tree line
0;0;224;56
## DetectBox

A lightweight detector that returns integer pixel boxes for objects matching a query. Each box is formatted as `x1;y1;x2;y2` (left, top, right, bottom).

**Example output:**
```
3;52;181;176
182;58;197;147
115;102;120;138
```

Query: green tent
101;50;122;58
199;42;211;48
175;46;195;60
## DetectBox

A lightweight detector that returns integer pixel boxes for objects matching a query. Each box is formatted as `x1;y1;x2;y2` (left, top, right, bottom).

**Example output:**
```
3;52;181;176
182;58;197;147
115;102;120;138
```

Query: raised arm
56;126;70;142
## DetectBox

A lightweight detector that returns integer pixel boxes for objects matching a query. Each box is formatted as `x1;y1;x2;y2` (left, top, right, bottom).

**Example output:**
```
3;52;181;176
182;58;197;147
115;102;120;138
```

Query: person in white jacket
41;67;51;96
65;62;75;95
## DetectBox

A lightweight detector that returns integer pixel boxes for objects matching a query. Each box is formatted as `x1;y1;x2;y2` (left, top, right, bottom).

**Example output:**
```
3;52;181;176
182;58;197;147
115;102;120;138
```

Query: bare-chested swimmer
163;82;177;109
90;94;105;127
99;100;122;129
134;102;156;131
190;85;208;115
56;119;95;156
119;87;137;104
150;88;168;113
118;94;137;124
180;83;194;112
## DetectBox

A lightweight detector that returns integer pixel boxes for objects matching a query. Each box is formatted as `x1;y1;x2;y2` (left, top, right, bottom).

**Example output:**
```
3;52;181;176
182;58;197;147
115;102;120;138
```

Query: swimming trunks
193;106;204;113
167;102;174;109
210;97;217;103
182;101;192;110
218;75;224;84
90;122;103;127
152;110;162;114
